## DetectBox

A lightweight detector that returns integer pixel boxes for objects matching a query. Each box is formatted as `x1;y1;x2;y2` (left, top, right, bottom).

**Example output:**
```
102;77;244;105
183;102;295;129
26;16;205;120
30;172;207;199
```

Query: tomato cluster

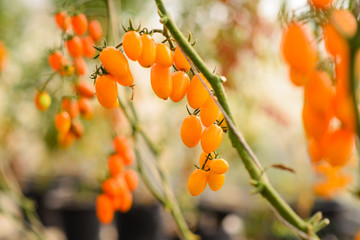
281;1;357;198
93;26;229;196
0;41;6;72
34;11;102;148
96;135;138;224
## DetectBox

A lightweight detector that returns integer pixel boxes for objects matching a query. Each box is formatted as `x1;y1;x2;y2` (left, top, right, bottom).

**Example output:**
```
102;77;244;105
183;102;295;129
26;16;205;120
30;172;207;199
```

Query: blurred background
0;0;359;239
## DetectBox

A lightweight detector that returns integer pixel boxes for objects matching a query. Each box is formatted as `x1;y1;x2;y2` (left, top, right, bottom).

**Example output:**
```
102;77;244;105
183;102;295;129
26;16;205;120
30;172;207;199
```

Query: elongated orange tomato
58;131;76;148
96;194;114;224
181;115;202;148
108;154;124;177
325;129;355;167
302;102;330;139
66;36;83;57
331;9;357;38
119;190;133;213
207;173;225;191
74;57;87;76
95;74;118;108
138;34;156;68
170;71;190;102
102;177;124;196
289;67;308;87
82;36;96;58
71;13;88;35
150;64;172;100
124;169;138;191
156;43;173;68
122;31;142;61
48;51;66;71
114;71;134;87
55;12;70;31
308;138;324;163
217;112;227;132
308;0;333;9
200;97;219;127
188;169;208;196
209;158;229;174
113;135;135;165
34;91;51;111
100;47;129;79
281;22;317;74
199;152;215;170
304;70;334;113
75;80;94;98
54;111;71;133
201;124;223;153
70;119;84;138
78;97;93;120
187;74;211;109
88;20;103;42
334;86;355;131
174;47;190;71
323;22;348;58
61;98;79;118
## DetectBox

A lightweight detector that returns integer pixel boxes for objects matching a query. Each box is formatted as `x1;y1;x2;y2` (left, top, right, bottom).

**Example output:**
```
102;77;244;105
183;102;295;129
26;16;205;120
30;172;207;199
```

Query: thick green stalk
154;0;327;238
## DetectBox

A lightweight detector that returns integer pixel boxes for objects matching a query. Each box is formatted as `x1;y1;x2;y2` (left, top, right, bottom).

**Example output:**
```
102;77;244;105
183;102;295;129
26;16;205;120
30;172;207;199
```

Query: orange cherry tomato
96;194;114;224
304;70;334;113
138;34;156;68
308;0;333;9
78;97;93;120
100;47;129;79
74;57;87;76
188;169;208;196
70;119;84;138
113;135;135;165
209;158;229;174
217;112;227;132
81;36;96;58
323;22;348;58
54;12;70;31
59;65;75;77
302;102;331;139
325;128;355;167
88;20;103;42
180;115;202;148
102;177;124;197
119;190;133;213
61;98;79;118
58;131;76;148
155;43;173;68
207;173;225;191
187;74;211;109
199;152;215;171
71;13;88;35
150;64;172;100
170;71;190;102
122;31;142;61
95;74;119;109
289;67;309;87
174;47;190;72
108;154;125;177
34;91;51;111
74;80;95;98
331;9;357;38
281;22;317;74
54;111;71;133
48;51;66;72
308;138;324;163
66;35;83;57
114;71;134;87
124;169;139;191
200;97;219;127
334;85;355;131
200;124;223;153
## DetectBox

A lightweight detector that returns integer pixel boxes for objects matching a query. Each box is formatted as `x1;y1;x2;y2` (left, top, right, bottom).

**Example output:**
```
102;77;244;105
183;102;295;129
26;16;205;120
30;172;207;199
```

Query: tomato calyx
122;19;141;32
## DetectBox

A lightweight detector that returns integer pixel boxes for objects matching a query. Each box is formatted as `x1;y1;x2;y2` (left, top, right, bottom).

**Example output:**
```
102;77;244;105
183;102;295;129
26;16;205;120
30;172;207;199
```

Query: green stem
154;0;327;238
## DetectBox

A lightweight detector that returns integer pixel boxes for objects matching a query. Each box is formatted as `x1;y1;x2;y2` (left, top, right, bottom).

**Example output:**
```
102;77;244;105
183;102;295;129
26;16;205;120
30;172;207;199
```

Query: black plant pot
116;202;164;240
60;206;100;240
